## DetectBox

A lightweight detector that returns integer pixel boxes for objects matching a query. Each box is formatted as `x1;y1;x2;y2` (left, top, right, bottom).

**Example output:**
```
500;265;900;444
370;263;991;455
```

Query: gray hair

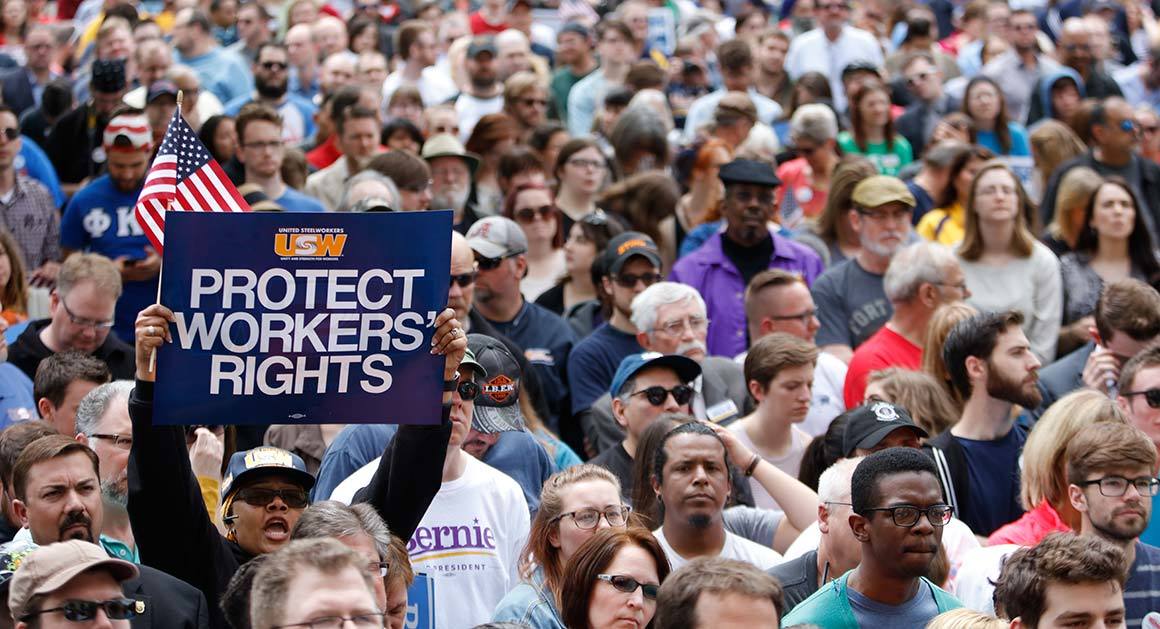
627;90;674;133
338;170;401;212
496;28;531;51
883;242;959;302
74;380;134;437
817;456;861;504
789;103;838;145
630;282;707;334
292;501;392;560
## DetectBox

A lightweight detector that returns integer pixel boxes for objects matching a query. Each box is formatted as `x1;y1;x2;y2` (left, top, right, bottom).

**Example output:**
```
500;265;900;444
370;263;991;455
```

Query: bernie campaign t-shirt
61;175;156;343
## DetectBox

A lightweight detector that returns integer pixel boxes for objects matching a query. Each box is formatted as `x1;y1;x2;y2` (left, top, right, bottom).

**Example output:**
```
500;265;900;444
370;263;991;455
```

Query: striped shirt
1125;541;1160;628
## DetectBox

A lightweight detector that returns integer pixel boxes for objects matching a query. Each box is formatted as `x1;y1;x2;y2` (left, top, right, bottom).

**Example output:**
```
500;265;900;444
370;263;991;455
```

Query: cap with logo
718;159;782;188
841;401;929;457
466;216;528;260
851;175;916;209
609;352;702;398
8;540;140;621
103;113;152;153
467;334;524;433
221;446;315;499
602;231;662;277
420;133;480;174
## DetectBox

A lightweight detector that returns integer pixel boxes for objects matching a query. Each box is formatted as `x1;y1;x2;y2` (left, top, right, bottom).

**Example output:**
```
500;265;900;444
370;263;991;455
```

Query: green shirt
550;65;596;123
781;572;962;628
837;132;914;176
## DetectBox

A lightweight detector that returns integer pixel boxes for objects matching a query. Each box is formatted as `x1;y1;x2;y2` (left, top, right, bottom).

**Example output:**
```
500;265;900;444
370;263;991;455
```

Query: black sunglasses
260;61;288;71
234;487;309;508
476;251;523;271
631;384;694;406
597;574;659;600
457;380;480;399
450;271;477;288
0;128;17;141
1123;388;1160;408
22;598;142;622
613;272;663;288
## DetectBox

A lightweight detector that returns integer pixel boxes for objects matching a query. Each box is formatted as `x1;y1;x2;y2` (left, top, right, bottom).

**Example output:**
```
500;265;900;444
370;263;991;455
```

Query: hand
189;427;224;479
135;304;175;381
116;248;162;283
28;261;60;288
701;421;755;470
429;308;466;380
1081;344;1122;394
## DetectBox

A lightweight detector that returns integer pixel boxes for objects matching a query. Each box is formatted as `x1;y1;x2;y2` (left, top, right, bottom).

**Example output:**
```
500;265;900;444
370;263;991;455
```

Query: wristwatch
443;371;461;392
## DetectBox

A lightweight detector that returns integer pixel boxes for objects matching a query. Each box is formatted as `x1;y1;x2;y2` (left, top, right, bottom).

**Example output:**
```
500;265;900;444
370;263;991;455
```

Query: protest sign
153;210;453;425
405;573;435;629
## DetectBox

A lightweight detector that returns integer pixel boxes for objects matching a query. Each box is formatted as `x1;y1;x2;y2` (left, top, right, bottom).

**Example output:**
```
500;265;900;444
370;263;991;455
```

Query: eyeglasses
1143;125;1160;134
272;613;386;629
450;271;477;288
234;487;310;509
1078;476;1160;497
905;71;932;86
367;560;390;578
770;308;816;326
653;316;710;336
567;157;606;171
815;2;849;10
59;297;114;330
0;127;18;141
1064;43;1092;52
1120;119;1141;133
613;272;663;288
514;205;554;223
260;61;288;71
21;598;143;622
631;384;695;407
456;379;480;400
1122;388;1160;408
1011;22;1037;31
554;505;631;529
936;280;969;293
476;251;524;271
243;140;284;152
731;188;776;205
855;207;912;222
89;433;133;449
863;504;953;527
596;575;660;600
519;98;548;108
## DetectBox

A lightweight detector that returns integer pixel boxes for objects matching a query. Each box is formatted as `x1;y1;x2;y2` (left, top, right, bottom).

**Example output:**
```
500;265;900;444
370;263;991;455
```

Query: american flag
134;109;250;254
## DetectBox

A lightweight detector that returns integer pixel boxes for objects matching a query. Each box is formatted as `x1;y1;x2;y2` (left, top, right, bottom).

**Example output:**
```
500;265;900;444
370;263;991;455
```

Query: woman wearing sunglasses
559;528;671;629
493;465;630;628
536;211;624;326
503;183;565;303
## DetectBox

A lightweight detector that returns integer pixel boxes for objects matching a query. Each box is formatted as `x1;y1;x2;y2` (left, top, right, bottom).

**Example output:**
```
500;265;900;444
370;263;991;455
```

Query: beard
687;513;712;529
1092;506;1149;542
985;365;1042;408
59;510;94;543
102;474;128;509
470;73;497;91
863;232;906;258
256;77;288;100
431;184;470;211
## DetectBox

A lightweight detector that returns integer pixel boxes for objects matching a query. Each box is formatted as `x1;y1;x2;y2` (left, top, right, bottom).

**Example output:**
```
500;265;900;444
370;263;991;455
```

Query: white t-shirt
732;351;847;437
653;526;783;571
381;67;459;108
455;93;504;142
949;544;1021;615
728;421;809;511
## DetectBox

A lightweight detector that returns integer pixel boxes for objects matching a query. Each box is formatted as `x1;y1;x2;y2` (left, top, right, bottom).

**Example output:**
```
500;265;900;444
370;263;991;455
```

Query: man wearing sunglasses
8;540;144;629
782;448;963;627
1066;422;1160;628
895;53;952;157
591;351;700;498
223;43;317;148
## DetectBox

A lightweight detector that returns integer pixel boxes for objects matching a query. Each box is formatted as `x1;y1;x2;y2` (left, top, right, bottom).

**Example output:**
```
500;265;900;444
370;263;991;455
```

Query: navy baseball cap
222;446;315;498
609;352;701;398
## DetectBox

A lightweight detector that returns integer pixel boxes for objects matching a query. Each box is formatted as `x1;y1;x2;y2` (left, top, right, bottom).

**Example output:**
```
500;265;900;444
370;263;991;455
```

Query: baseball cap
841;401;929;457
841;61;880;79
851;175;916;209
420;133;480;174
559;22;591;40
146;80;179;105
221;446;315;499
602;231;662;277
718;159;782;188
609;352;702;399
467;36;497;58
8;541;139;622
467;334;524;433
103;113;152;153
466;216;528;260
91;59;127;93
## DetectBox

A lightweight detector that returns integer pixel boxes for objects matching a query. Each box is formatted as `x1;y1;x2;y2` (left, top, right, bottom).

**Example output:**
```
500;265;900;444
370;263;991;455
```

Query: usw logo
274;233;348;257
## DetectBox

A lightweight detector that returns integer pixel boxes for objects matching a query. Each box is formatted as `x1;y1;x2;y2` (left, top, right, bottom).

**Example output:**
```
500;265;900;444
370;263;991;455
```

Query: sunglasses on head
22;598;142;622
476;251;523;271
450;271;477;288
631;384;694;406
597;574;660;600
515;205;554;223
1123;388;1160;408
234;487;309;508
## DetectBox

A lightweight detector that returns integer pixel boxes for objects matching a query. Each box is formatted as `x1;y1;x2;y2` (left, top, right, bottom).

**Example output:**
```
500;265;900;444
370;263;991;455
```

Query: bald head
449;232;476;323
312;16;348;59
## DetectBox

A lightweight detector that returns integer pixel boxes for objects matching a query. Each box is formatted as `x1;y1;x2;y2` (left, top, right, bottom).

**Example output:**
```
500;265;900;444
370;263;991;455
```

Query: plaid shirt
0;174;59;269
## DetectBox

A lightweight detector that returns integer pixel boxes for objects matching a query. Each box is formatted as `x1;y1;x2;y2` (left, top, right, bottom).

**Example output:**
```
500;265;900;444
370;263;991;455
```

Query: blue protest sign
153;211;453;425
405;573;435;629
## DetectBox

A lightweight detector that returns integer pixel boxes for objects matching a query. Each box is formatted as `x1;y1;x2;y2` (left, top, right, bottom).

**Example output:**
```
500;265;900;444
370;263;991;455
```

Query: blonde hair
1030;120;1087;189
1048;166;1103;246
958;161;1039;261
865;368;960;437
926;608;1009;629
57;253;122;300
1020;389;1128;510
921;302;978;409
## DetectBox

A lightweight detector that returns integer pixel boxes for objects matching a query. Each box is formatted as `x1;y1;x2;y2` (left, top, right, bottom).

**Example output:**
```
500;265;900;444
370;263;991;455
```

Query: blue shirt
278;188;326;213
955;424;1028;536
17;137;64;207
483;302;578;433
567;323;642;415
848;578;940;628
60;175;157;343
176;48;253;105
1125;541;1160;628
0;364;35;429
224;93;318;146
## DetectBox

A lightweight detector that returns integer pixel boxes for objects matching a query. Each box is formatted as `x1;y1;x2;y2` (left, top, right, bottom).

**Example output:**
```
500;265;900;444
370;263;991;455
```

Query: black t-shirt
720;232;774;289
590;443;636;501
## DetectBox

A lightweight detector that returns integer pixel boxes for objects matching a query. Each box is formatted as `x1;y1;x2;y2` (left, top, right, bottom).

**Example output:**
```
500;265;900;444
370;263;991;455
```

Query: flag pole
147;90;182;374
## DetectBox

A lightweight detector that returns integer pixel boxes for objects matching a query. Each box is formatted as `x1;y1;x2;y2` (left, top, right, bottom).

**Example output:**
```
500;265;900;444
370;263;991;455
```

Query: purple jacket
670;230;823;357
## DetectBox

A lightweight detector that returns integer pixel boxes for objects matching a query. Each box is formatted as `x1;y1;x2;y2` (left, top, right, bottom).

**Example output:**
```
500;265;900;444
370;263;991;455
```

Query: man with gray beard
811;175;917;364
423;134;482;232
580;282;752;456
74;380;136;558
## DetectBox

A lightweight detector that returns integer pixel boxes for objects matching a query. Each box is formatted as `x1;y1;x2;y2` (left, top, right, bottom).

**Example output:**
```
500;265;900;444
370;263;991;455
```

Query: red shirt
469;10;508;34
306;136;342;171
843;325;922;408
987;500;1070;547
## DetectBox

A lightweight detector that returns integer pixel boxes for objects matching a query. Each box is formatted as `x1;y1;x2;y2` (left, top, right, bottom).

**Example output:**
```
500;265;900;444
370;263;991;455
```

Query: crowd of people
0;0;1159;625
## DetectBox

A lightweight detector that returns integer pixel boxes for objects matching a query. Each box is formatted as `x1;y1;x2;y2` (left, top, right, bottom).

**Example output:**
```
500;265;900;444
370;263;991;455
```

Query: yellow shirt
917;202;966;246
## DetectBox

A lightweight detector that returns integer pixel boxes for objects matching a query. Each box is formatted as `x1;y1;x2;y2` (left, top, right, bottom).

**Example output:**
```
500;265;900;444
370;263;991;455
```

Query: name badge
706;399;739;424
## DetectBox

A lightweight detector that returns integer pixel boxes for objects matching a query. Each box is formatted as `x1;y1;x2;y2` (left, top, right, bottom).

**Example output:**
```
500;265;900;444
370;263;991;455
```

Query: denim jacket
492;567;566;629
